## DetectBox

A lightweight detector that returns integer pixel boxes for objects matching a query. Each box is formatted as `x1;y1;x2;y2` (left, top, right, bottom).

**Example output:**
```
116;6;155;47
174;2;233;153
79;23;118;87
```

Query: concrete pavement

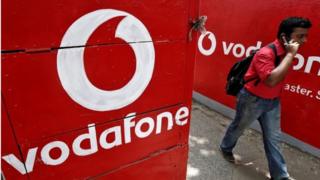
187;101;320;180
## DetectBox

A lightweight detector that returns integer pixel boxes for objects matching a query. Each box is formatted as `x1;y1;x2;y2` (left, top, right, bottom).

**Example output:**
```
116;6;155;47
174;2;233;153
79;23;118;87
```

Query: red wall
1;0;198;179
194;0;320;148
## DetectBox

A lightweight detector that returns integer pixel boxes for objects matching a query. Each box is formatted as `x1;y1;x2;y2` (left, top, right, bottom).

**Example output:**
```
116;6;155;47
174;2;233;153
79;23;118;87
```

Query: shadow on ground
187;101;320;180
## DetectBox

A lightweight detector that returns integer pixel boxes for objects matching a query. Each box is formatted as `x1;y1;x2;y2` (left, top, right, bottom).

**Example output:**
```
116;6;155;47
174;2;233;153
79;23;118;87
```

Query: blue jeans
220;88;289;179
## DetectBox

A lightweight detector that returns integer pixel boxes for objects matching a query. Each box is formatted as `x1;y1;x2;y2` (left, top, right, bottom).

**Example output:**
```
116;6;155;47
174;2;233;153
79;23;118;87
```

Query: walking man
219;17;312;180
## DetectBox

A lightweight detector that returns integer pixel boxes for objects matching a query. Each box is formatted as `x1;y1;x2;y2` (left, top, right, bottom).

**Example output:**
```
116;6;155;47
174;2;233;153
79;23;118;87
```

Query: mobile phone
281;33;291;44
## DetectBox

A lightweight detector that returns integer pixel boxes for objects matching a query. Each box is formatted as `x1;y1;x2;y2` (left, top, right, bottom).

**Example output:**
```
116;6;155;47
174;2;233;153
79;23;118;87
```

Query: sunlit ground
186;101;319;180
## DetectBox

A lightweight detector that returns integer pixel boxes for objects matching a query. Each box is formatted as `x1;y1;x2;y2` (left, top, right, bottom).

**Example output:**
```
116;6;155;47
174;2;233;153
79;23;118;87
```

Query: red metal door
1;0;199;179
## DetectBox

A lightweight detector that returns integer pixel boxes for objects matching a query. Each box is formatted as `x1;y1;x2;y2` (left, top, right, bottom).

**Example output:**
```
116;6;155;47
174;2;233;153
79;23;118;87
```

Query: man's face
290;27;309;45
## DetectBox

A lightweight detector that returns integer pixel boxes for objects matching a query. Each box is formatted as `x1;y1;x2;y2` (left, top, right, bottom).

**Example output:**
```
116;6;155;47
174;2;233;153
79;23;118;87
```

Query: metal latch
188;15;207;41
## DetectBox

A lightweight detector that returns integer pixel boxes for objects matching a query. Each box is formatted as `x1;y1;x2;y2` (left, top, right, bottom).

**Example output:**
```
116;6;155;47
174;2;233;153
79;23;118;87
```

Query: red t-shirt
244;39;286;99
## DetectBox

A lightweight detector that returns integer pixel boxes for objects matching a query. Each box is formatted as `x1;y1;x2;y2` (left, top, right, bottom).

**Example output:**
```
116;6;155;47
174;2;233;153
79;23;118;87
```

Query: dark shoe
219;148;235;163
270;177;292;180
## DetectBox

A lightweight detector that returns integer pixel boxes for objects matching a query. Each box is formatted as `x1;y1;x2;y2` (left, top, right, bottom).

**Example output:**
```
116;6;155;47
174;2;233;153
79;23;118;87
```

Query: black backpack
225;43;280;96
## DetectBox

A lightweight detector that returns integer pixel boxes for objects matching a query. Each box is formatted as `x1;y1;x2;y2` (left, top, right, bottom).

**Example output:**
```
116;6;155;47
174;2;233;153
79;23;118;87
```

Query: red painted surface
100;146;188;179
2;0;190;51
1;102;29;179
22;105;189;179
2;43;188;144
194;0;320;148
1;0;199;179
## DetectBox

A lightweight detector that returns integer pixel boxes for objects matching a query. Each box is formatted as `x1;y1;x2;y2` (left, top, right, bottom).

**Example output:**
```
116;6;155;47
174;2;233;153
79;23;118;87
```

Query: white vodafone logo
57;9;155;111
197;31;217;56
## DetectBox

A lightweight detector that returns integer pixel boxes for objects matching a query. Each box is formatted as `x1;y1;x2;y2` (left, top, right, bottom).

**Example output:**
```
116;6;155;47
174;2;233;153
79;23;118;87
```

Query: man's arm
264;40;299;87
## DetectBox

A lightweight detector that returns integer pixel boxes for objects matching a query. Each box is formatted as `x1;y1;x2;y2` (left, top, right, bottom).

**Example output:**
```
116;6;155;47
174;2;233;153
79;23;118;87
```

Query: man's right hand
282;36;300;56
265;37;300;87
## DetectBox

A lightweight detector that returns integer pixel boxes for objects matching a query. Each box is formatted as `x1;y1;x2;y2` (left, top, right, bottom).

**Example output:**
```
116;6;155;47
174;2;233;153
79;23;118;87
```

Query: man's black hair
277;17;312;39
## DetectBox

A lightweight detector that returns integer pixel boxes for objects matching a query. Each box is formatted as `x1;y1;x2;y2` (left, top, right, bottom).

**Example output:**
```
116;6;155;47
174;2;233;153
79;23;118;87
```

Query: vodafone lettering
198;31;320;76
2;107;189;174
2;9;188;175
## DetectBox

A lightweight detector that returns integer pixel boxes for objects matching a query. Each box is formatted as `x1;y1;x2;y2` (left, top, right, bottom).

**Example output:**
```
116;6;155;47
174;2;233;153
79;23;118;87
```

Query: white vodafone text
198;31;320;76
2;106;190;174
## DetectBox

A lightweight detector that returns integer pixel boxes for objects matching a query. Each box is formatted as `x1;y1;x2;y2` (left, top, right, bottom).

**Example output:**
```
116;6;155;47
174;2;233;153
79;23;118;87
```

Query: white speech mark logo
57;9;155;111
197;31;216;56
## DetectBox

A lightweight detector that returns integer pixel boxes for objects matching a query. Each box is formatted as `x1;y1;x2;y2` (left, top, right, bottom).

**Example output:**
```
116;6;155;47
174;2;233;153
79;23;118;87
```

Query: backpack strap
253;43;281;86
268;43;281;66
